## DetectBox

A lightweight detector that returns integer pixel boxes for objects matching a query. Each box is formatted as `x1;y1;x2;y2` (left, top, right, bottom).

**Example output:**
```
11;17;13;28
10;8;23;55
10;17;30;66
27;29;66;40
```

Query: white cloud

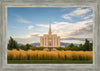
13;33;41;39
61;39;85;44
28;26;34;30
69;8;91;16
13;36;40;44
83;14;93;20
62;8;92;20
36;24;48;28
62;15;72;20
16;15;32;24
13;33;41;44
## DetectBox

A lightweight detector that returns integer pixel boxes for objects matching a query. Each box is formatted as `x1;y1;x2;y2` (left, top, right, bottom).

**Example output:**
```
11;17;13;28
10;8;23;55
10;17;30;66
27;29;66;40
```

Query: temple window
49;43;51;46
49;38;52;41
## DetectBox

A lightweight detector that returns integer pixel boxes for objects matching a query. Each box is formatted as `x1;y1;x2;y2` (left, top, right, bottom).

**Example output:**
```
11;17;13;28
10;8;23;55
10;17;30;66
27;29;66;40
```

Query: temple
40;20;60;51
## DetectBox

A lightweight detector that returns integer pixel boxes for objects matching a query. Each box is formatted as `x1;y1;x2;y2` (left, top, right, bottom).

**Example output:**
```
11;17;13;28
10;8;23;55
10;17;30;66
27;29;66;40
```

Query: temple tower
48;20;52;35
40;20;61;51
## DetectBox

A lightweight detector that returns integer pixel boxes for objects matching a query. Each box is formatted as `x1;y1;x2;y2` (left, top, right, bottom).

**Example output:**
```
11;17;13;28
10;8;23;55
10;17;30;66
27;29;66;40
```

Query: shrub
29;47;44;50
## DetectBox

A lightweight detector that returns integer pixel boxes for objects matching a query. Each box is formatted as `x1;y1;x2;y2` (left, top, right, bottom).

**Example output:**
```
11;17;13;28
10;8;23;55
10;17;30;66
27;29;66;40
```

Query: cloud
62;8;92;20
69;22;93;36
61;37;92;44
83;14;93;20
36;19;93;40
13;33;40;39
61;37;92;41
12;33;41;44
36;24;48;28
69;8;91;16
30;33;41;36
28;26;34;30
13;36;40;44
62;15;72;20
16;15;32;24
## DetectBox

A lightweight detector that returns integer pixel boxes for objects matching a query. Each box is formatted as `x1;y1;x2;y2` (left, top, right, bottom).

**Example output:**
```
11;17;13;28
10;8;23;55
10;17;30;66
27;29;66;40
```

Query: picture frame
0;0;99;71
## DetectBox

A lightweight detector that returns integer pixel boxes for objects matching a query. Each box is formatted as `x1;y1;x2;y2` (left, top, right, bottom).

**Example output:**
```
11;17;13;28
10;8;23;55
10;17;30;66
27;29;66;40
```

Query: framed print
0;0;100;71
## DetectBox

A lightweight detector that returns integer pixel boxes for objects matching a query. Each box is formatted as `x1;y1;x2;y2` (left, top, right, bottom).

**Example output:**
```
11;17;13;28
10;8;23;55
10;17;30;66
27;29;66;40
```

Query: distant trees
7;37;30;50
18;45;27;51
17;44;32;51
56;47;65;51
8;37;93;51
69;43;74;48
7;37;43;51
57;39;93;51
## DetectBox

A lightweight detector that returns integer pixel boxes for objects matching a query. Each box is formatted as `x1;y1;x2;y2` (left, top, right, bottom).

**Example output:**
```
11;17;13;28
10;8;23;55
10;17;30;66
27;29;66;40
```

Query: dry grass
7;49;93;61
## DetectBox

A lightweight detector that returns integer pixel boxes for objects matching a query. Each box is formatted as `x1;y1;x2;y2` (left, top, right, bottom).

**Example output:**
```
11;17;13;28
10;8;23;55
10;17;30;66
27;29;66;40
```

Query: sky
7;7;93;44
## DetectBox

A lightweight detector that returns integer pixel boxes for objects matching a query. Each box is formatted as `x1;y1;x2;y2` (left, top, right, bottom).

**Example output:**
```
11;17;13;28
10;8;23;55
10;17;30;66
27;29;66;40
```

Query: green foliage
56;47;64;51
57;47;71;51
25;44;32;50
8;37;18;50
17;44;32;51
18;44;33;51
69;43;74;48
18;45;28;51
79;44;83;50
29;47;44;50
64;47;71;50
89;43;93;51
71;46;79;51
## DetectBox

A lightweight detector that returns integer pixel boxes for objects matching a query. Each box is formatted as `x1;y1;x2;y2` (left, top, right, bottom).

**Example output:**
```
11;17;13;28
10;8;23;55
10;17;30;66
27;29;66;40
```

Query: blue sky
7;7;93;44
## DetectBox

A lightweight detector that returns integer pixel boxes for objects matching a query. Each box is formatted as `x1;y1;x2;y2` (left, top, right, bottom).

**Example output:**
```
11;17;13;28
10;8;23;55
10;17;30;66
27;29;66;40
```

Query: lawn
8;60;93;64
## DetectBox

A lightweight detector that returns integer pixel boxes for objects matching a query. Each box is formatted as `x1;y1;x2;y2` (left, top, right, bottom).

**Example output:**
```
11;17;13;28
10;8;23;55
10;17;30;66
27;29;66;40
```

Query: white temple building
40;20;60;51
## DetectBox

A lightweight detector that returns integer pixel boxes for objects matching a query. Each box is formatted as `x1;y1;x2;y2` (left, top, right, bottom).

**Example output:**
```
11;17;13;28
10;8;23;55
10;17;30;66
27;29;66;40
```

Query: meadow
7;49;93;61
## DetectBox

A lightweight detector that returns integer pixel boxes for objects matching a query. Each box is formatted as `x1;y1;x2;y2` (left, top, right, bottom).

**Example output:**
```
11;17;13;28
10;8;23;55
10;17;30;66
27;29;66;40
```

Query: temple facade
40;21;60;51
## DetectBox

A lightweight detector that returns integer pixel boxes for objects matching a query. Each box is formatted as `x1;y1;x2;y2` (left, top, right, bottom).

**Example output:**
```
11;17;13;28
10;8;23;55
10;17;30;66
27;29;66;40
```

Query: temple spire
49;20;52;35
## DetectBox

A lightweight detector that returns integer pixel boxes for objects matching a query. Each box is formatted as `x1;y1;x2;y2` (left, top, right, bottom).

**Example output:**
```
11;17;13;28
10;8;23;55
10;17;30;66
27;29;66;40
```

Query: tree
89;43;93;51
83;39;93;51
18;45;27;50
64;47;71;50
71;46;79;51
25;43;32;50
79;44;83;50
69;43;74;48
8;37;18;50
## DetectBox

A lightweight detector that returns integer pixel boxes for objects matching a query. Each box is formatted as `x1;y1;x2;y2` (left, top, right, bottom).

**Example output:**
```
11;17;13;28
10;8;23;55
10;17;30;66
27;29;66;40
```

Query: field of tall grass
7;49;93;61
